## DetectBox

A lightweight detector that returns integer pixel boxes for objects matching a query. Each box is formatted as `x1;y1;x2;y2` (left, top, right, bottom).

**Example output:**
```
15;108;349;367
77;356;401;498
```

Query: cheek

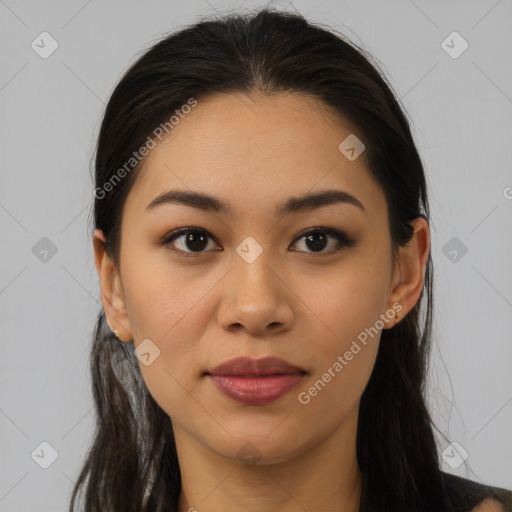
296;256;389;412
120;265;210;415
296;270;385;408
123;254;214;343
126;278;207;387
132;299;204;423
308;258;390;350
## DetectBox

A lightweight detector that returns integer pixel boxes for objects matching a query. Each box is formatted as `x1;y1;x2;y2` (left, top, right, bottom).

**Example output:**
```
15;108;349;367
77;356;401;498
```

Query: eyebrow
145;189;366;217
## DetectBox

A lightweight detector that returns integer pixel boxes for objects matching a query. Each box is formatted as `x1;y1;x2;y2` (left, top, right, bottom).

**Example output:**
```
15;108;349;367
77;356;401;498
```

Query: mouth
205;356;307;405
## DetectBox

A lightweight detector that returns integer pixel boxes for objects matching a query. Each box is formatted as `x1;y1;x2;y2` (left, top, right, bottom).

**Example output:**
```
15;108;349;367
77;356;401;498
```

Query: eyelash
159;227;355;257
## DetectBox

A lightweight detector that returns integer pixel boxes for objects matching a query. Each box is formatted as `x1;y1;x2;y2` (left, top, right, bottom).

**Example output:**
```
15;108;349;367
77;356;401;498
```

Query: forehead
125;91;386;220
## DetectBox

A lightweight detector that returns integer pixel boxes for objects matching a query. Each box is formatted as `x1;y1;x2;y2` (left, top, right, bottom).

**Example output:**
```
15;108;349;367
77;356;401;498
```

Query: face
94;91;427;465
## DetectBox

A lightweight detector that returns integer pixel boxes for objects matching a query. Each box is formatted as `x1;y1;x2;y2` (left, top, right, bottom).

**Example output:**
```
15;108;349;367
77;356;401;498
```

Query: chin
208;430;312;467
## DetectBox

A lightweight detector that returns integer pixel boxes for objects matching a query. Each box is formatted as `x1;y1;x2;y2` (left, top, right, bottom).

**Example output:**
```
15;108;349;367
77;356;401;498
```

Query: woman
70;8;512;512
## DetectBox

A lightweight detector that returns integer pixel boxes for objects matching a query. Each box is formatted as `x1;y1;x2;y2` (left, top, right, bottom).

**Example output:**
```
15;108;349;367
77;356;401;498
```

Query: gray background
1;0;511;510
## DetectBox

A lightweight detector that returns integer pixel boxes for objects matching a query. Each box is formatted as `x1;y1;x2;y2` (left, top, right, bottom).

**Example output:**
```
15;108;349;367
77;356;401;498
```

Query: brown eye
161;228;220;255
290;228;354;254
160;226;354;257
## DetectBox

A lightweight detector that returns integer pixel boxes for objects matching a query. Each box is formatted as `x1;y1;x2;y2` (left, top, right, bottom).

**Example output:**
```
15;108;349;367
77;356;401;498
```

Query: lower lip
209;373;304;405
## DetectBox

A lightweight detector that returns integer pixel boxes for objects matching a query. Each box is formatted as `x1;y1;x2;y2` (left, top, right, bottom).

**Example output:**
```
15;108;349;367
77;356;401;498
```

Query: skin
93;91;430;512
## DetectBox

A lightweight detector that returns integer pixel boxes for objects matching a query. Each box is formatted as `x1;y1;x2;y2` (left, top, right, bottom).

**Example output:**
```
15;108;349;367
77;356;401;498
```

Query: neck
175;407;362;512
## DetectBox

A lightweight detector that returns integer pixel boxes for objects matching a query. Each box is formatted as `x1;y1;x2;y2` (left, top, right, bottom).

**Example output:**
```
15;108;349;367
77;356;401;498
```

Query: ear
93;229;133;342
383;217;430;329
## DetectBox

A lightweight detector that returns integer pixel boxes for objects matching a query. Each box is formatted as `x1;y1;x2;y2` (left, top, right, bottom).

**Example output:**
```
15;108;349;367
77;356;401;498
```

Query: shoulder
471;498;508;512
441;471;512;512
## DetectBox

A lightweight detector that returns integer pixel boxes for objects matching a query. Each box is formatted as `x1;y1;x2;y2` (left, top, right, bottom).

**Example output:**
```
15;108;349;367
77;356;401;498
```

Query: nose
216;250;294;337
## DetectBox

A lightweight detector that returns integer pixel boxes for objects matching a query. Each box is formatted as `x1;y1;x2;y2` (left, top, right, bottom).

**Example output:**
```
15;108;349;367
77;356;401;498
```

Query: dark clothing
359;471;512;511
442;471;512;512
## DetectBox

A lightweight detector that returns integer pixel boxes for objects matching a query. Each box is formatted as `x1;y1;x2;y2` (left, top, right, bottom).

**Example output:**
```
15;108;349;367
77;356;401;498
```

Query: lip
206;356;306;405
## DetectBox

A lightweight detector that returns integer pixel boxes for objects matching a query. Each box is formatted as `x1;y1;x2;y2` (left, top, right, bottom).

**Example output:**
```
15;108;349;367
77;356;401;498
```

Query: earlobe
93;228;133;342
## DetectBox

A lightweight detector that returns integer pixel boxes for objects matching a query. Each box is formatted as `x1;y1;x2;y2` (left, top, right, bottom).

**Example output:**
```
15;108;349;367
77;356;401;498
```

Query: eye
290;228;354;254
160;228;220;256
160;227;354;257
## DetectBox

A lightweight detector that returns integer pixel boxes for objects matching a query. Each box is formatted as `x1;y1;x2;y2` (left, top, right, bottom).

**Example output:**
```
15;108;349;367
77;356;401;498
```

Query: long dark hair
71;8;453;512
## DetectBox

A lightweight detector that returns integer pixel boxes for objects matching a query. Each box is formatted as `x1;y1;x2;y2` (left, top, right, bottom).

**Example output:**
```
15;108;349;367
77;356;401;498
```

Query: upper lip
207;356;305;377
